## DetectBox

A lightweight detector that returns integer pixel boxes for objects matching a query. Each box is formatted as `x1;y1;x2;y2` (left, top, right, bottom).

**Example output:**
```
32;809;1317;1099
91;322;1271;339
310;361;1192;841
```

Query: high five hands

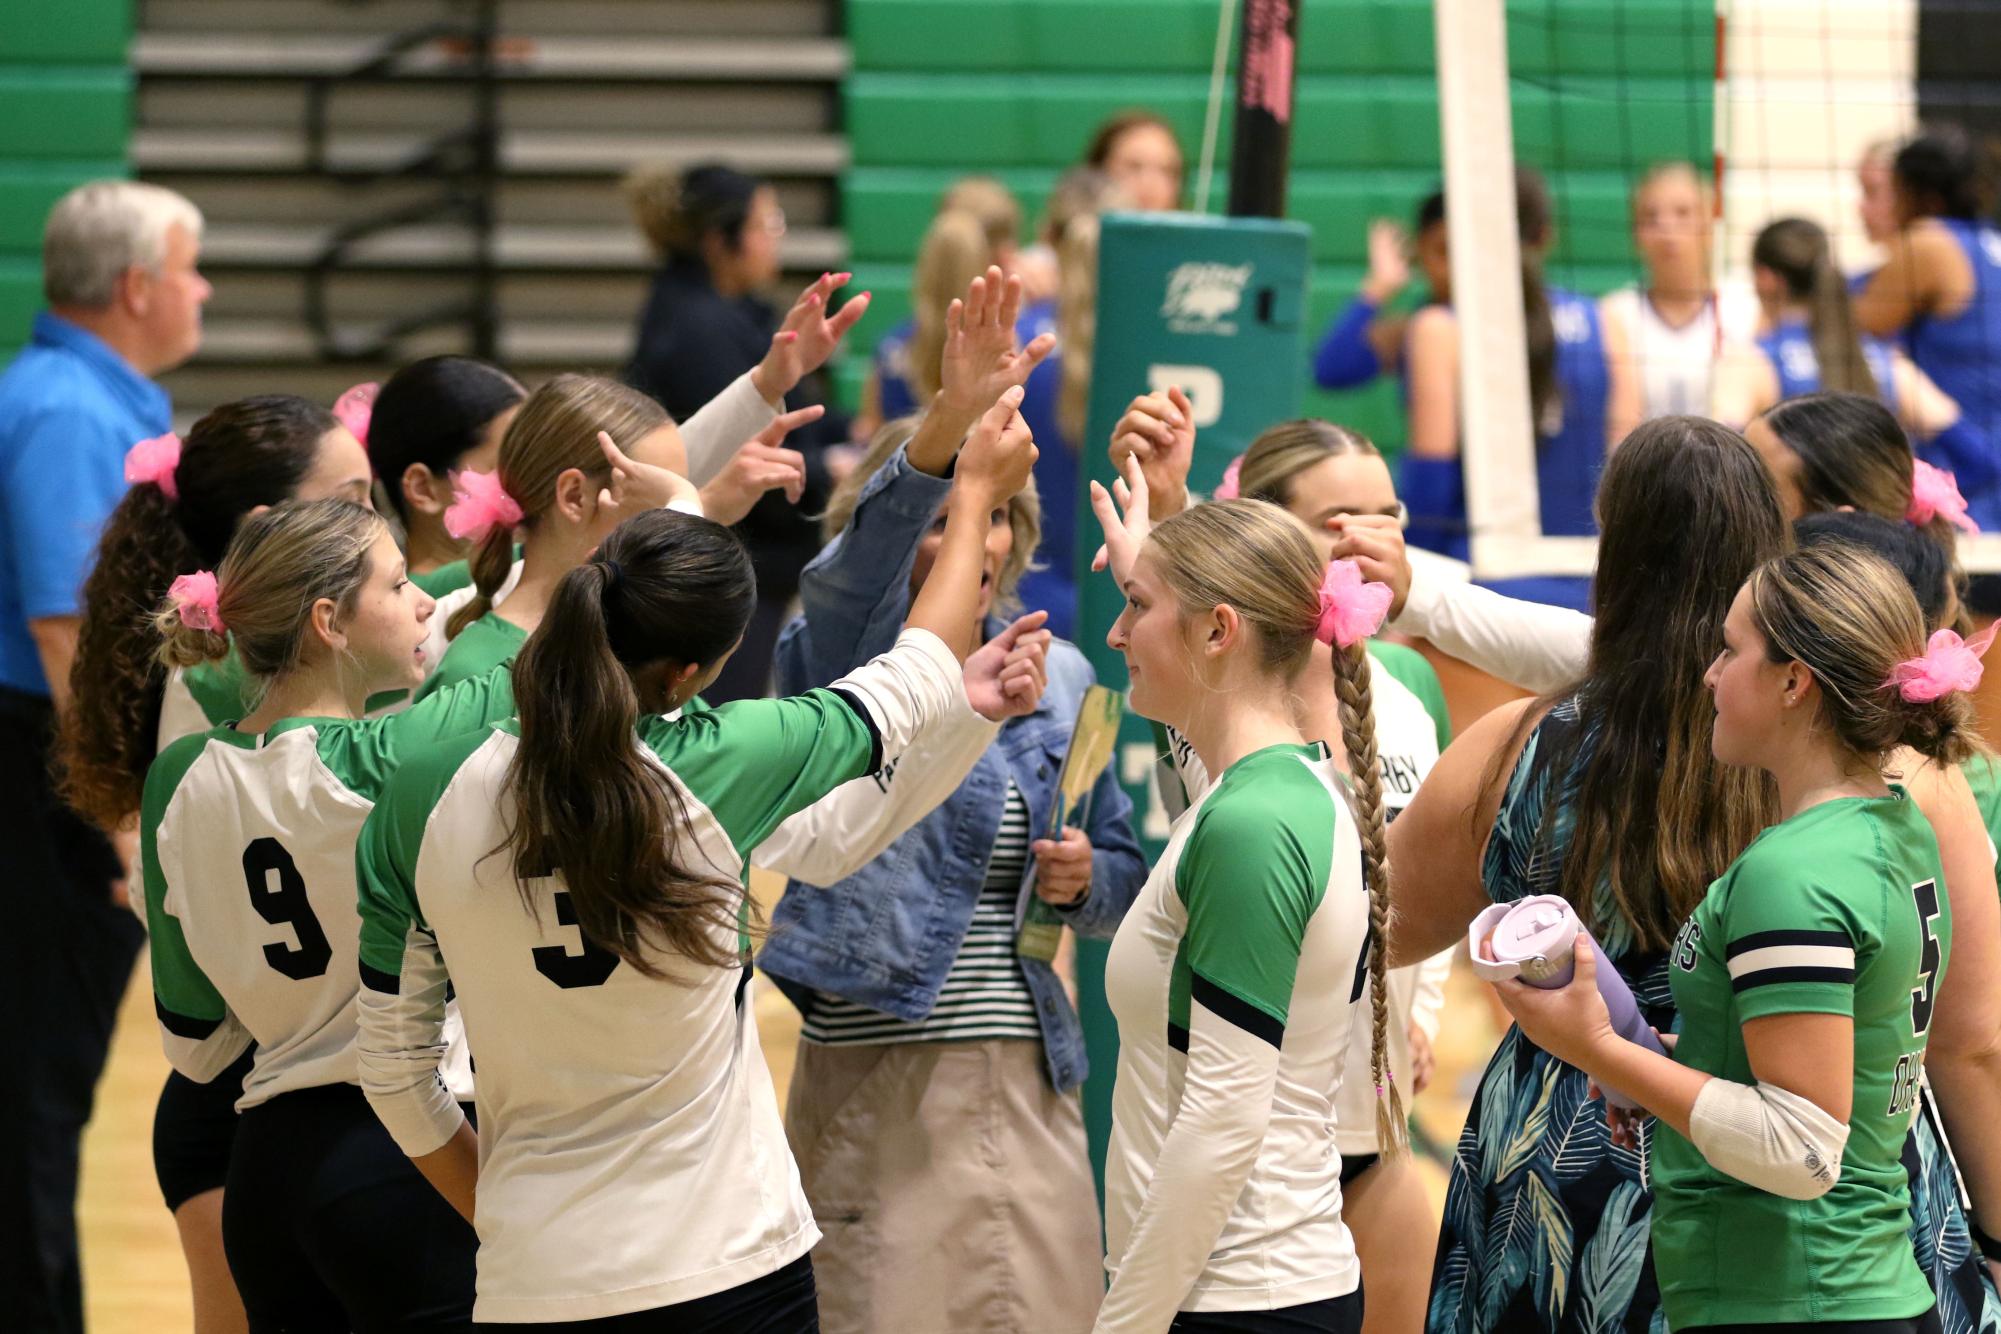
751;272;872;404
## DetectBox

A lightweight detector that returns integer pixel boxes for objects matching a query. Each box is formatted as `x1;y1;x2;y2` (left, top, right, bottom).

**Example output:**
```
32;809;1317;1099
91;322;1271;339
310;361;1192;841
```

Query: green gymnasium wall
0;1;134;360
841;0;1716;452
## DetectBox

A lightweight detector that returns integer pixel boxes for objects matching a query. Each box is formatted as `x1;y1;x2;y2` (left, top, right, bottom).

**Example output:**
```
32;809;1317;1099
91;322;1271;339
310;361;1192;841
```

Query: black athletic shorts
152;1048;254;1211
1170;1286;1364;1333
478;1254;818;1333
1686;1310;1941;1334
223;1082;477;1334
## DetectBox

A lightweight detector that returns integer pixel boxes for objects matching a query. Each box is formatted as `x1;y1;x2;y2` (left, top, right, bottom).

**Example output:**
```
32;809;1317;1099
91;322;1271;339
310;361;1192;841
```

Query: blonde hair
910;211;999;402
937;176;1022;253
449;374;669;639
1748;542;1974;768
154;500;384;689
1146;500;1405;1154
1237;420;1381;508
821;414;1039;612
1057;212;1103;445
1631;160;1714;219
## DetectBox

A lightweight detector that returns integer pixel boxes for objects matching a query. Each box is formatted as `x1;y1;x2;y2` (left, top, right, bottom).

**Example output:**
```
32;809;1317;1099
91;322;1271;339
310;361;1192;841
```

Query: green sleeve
1174;770;1333;1032
409;560;473;598
641;688;879;861
1367;639;1452;751
413;615;525;704
1963;753;2001;870
321;664;516;799
355;729;489;980
1720;856;1866;1021
142;734;229;1029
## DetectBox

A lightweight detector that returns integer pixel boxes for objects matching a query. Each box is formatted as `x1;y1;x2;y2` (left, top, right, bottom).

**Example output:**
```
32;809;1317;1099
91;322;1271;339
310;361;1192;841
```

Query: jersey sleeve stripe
826;686;884;775
155;996;223;1040
1725;942;1856;982
1191;972;1286;1049
360;961;401;995
1723;928;1852;959
1730;964;1857;993
1167;1020;1190;1053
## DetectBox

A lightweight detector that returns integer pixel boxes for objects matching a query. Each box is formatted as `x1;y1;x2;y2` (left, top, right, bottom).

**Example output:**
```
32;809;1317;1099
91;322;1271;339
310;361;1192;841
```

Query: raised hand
751;272;872;402
953;384;1037;508
1363;219;1412;304
594;430;699;520
698;405;820;525
1108;385;1195;518
1325;512;1413;619
1088;452;1153;587
939;265;1057;424
963;611;1053;721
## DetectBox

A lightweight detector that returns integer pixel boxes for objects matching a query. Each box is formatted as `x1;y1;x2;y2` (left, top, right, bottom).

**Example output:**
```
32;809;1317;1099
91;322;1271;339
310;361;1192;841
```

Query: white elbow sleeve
1689;1078;1849;1200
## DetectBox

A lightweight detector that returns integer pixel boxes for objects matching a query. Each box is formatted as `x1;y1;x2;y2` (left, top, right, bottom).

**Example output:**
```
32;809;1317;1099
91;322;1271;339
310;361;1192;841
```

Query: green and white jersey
413;609;525;703
1165;651;1451;1157
409;558;475;599
1964;752;2001;869
1100;743;1368;1329
141;665;517;1108
1654;790;1949;1328
354;629;961;1322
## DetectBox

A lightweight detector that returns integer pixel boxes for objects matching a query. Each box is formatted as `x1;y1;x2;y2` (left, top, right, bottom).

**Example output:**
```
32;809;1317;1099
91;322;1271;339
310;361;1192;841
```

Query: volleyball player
1084;462;1390;1333
58;395;370;1334
1400;167;1639;608
1109;397;1452;1334
1599;161;1761;419
141;498;532;1331
352;387;1037;1331
1854;125;2001;533
1311;190;1449;391
1714;219;1992;483
1501;541;1972;1332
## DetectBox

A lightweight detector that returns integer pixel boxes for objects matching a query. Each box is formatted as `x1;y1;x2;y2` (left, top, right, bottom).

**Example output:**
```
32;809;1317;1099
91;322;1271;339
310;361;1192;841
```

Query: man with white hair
0;179;208;1333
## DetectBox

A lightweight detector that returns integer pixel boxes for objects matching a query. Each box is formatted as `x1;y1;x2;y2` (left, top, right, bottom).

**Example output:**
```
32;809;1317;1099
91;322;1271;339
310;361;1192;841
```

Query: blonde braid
1332;640;1405;1156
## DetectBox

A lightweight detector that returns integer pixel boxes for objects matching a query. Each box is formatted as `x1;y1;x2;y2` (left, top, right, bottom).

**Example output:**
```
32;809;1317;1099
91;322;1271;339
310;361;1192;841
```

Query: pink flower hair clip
1213;455;1244;501
168;570;225;633
1314;559;1393;648
1887;622;1999;703
125;432;183;501
1908;459;1978;534
444;468;524;541
333;382;381;451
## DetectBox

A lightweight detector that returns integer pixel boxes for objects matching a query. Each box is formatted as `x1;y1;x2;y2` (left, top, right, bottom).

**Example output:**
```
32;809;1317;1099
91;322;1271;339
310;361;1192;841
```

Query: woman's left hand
1493;937;1619;1073
1032;827;1093;905
595;431;699;519
1088;452;1153;586
751;273;872;401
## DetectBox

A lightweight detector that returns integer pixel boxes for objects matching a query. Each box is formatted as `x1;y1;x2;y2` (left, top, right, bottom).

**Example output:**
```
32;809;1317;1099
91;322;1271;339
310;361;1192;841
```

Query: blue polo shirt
0;312;171;695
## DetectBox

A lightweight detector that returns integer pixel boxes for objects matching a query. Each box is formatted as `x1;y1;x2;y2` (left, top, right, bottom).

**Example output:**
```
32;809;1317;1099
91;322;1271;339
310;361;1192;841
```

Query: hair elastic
168;570;225;633
1907;458;1978;533
1886;623;1999;703
1314;559;1393;648
125;432;183;502
444;468;524;541
333;382;380;450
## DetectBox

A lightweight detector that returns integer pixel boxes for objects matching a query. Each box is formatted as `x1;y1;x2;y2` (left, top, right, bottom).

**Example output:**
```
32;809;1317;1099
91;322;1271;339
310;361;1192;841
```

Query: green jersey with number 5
140;664;517;1108
1653;789;1949;1328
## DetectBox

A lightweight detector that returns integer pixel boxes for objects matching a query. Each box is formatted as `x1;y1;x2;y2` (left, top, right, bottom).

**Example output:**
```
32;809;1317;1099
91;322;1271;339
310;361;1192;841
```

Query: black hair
1895;124;1991;222
368;357;527;522
1794;511;1952;630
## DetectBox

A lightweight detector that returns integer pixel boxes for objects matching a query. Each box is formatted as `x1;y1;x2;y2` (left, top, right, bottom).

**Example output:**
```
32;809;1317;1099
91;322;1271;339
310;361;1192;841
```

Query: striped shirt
801;783;1041;1045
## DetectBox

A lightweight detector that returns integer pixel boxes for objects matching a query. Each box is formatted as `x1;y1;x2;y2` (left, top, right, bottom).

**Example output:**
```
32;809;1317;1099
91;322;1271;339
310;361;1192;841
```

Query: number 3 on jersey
1909;878;1942;1037
242;838;333;980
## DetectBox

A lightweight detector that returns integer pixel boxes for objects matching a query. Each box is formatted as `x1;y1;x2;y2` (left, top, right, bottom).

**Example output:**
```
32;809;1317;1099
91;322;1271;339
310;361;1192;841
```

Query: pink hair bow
125;432;183;501
1315;559;1393;648
1887;622;1999;703
1908;459;1979;533
333;382;380;450
1213;455;1244;501
168;571;225;633
443;468;523;541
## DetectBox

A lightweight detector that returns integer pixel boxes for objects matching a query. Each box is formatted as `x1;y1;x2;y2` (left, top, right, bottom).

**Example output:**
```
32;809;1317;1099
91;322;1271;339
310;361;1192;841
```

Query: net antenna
1435;0;1595;579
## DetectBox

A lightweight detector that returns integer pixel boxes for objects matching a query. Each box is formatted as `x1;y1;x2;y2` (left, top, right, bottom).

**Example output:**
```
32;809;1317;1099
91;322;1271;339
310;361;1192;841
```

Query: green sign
1070;211;1312;1192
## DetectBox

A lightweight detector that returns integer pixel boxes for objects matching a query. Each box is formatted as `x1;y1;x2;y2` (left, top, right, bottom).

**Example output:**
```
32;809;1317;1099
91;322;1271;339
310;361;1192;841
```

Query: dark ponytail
503;509;757;976
367;356;526;524
1516;167;1561;435
1752;218;1876;398
58;395;334;830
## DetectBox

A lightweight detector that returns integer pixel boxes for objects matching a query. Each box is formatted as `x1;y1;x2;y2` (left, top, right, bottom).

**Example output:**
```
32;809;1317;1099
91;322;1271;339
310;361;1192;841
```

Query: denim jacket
756;446;1147;1091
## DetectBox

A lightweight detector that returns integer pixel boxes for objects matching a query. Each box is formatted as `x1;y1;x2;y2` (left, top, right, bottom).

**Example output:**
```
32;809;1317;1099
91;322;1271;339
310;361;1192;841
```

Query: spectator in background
0;179;209;1334
622;162;860;700
1853;123;2001;542
1599;161;1760;419
363;355;526;591
857;177;1024;440
1083;108;1184;212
